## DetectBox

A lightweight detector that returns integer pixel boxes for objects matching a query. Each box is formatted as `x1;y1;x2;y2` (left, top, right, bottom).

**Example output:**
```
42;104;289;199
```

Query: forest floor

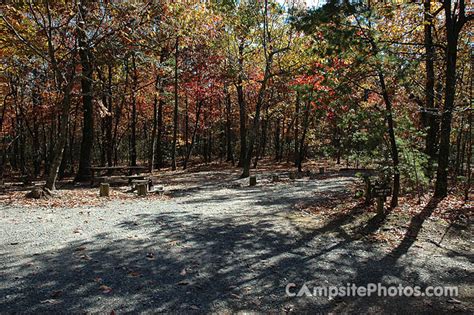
0;163;472;313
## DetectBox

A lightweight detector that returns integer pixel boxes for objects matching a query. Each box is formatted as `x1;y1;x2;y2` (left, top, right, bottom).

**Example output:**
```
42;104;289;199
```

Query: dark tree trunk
434;0;467;198
76;1;94;182
224;85;234;164
148;72;161;172
378;70;400;208
184;94;189;158
294;92;300;166
183;100;203;170
275;117;281;161
45;76;75;190
171;37;179;171
130;53;138;167
105;64;113;167
236;41;246;167
423;0;438;160
155;83;165;169
296;100;310;173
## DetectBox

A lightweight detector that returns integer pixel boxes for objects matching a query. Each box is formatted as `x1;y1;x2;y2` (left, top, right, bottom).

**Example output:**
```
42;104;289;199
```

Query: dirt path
0;169;472;313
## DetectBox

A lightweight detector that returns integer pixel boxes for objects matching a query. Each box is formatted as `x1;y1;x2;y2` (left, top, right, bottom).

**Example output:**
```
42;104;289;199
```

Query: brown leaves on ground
296;190;471;249
0;188;170;208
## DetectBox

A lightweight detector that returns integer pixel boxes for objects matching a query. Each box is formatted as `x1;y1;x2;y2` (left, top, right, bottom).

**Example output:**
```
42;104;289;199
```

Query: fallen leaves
0;187;170;208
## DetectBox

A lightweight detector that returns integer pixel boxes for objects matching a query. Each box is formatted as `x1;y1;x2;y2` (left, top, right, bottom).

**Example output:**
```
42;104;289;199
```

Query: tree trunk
75;2;94;182
296;100;310;173
171;37;179;171
130;53;138;167
45;77;75;190
183;100;203;170
105;64;113;167
378;70;400;208
294;91;300;166
423;0;438;160
236;41;246;167
155;83;165;169
435;4;460;198
224;85;234;164
275;117;281;161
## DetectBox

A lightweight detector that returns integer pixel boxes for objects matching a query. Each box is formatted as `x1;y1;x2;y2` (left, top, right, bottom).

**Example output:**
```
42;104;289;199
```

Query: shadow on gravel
327;197;472;313
1;190;470;313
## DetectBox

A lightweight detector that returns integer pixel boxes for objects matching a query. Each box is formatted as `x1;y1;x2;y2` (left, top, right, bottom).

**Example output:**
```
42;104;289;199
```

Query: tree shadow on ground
1;182;470;313
326;197;471;313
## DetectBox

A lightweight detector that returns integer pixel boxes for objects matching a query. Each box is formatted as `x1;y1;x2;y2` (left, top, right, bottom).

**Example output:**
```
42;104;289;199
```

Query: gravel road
0;170;472;313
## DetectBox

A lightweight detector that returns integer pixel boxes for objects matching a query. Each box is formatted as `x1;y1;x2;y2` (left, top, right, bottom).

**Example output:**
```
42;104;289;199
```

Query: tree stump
137;183;147;196
272;175;279;182
99;183;110;197
289;172;296;180
25;187;52;199
319;167;325;174
249;176;257;186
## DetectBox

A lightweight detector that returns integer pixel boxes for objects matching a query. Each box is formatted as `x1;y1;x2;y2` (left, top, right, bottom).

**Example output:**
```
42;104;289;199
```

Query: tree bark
378;70;400;208
45;75;75;190
130;53;138;167
75;1;94;181
296;99;310;172
423;0;439;162
236;41;247;168
171;37;179;171
294;91;300;166
434;0;467;198
224;84;234;164
183;100;203;170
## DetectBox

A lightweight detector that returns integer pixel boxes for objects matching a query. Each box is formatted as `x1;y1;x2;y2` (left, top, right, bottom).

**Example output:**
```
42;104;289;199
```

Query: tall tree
75;0;95;181
434;0;472;197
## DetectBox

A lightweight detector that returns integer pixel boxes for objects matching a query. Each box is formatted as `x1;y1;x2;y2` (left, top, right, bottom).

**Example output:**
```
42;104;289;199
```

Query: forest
0;0;472;313
0;0;472;199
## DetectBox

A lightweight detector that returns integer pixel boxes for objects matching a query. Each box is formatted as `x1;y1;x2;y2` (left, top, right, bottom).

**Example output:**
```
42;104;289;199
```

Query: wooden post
363;175;372;205
249;176;257;186
99;183;110;197
377;197;384;215
137;183;147;196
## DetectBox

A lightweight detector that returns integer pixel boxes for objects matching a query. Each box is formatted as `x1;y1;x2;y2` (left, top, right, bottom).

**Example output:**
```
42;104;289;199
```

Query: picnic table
88;166;148;186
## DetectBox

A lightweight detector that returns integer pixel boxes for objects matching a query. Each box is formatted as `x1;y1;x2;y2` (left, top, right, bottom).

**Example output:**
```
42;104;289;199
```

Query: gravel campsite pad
0;169;472;313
